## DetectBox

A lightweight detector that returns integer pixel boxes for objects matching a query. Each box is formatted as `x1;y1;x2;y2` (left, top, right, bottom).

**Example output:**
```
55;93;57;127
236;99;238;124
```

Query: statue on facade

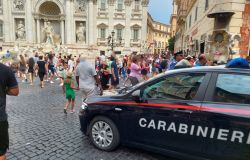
76;23;86;43
13;0;24;11
43;21;55;45
16;20;25;40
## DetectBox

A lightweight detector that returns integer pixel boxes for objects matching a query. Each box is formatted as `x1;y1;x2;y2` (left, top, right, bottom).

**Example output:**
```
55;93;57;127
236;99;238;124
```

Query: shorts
127;69;131;75
81;88;98;101
48;65;55;74
0;121;9;156
28;67;34;73
129;76;139;86
111;76;119;86
38;72;45;81
141;69;148;75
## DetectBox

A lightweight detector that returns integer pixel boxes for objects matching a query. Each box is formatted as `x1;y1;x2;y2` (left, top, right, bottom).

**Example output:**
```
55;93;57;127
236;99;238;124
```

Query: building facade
147;13;171;54
170;0;177;37
0;0;149;56
174;0;250;62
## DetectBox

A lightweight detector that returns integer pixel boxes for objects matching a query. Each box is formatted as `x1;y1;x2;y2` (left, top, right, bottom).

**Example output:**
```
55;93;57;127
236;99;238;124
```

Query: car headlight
81;102;88;110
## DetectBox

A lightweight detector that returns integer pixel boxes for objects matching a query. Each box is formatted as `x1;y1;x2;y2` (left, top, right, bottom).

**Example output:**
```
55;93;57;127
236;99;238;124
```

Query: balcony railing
130;39;141;47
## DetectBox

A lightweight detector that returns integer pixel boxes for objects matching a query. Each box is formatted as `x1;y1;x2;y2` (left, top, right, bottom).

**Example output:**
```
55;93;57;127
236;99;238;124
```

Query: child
62;72;77;114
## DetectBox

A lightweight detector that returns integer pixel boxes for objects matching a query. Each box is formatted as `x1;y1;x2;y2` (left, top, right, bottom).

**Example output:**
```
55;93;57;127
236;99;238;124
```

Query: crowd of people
4;50;250;91
1;50;250;115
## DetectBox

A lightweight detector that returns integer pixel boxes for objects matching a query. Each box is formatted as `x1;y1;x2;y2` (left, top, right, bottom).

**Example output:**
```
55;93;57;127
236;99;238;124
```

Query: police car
79;66;250;160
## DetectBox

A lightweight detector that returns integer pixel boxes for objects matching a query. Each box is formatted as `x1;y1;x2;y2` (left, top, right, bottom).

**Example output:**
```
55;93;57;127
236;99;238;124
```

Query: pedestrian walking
76;57;103;102
36;55;48;88
62;72;77;114
18;55;27;82
0;63;19;160
27;57;35;85
110;56;119;89
129;56;141;86
48;53;55;84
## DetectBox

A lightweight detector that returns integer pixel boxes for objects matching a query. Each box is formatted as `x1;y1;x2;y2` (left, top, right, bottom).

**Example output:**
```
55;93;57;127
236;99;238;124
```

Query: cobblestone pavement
6;78;177;160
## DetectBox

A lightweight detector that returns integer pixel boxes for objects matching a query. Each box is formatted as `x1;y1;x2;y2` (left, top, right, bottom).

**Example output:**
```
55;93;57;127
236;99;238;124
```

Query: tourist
68;56;75;72
174;59;192;69
44;54;49;82
33;52;39;77
36;55;48;88
27;57;35;85
195;54;208;67
141;59;149;81
0;62;19;160
76;57;103;102
160;56;169;72
48;53;55;84
129;56;141;86
110;56;119;89
100;61;110;90
57;57;65;86
186;55;195;66
62;72;77;114
18;55;27;82
168;51;184;70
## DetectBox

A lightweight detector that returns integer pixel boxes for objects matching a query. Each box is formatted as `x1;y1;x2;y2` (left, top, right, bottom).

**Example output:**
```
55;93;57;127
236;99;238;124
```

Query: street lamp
107;30;123;52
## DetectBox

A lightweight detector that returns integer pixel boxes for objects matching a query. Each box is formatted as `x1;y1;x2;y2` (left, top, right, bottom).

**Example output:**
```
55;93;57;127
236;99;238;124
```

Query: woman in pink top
129;56;141;85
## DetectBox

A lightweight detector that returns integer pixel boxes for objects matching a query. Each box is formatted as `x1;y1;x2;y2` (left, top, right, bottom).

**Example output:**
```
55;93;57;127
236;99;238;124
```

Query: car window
142;73;206;100
213;74;250;104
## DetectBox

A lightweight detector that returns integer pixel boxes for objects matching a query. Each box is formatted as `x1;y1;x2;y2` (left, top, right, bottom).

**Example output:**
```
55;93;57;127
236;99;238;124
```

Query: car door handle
115;108;122;112
175;108;193;114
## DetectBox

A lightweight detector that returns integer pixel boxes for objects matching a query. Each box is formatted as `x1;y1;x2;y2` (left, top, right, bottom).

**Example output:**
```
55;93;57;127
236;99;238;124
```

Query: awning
207;11;235;18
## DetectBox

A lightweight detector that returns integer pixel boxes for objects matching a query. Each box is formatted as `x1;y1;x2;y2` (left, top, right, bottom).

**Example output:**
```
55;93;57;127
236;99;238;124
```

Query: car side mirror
131;90;141;102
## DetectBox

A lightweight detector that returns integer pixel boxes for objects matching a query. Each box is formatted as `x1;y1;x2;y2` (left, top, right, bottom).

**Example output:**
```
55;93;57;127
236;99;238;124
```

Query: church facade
0;0;149;56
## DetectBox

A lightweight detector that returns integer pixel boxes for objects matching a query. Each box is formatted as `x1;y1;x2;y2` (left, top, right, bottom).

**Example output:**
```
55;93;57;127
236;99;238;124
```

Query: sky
148;0;173;25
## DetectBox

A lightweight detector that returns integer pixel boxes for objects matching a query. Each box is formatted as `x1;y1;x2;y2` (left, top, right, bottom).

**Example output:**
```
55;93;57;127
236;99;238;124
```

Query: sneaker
59;83;63;86
30;83;33;86
64;109;67;114
50;81;54;84
22;80;25;83
70;110;75;113
56;78;60;81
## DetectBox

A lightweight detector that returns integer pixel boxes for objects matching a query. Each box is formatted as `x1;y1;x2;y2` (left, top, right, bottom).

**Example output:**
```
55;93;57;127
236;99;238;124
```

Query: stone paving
6;78;176;160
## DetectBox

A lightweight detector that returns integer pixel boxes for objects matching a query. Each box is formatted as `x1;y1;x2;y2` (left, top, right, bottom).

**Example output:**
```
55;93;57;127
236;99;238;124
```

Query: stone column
3;0;11;42
88;0;94;45
60;20;65;45
65;0;73;44
26;0;33;43
36;19;40;43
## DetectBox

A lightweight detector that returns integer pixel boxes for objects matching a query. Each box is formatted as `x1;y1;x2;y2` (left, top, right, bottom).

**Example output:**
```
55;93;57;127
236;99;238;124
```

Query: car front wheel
89;116;120;151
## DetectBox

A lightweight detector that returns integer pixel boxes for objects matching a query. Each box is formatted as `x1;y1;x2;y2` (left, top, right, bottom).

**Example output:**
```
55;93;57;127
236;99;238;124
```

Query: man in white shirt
76;57;103;101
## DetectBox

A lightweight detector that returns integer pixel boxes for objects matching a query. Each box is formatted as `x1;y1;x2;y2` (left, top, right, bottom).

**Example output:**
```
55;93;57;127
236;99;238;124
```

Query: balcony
130;39;141;47
97;8;108;18
97;38;107;46
114;9;125;19
115;39;125;47
177;9;187;25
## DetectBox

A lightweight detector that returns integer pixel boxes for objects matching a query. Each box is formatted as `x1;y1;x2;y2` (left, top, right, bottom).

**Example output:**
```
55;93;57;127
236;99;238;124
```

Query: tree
168;36;175;53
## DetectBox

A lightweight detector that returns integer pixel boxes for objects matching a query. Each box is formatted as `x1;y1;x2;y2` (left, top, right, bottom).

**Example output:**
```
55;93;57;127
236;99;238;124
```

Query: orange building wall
240;4;250;57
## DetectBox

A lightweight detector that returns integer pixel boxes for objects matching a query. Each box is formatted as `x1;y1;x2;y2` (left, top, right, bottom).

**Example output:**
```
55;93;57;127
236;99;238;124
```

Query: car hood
85;95;124;104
